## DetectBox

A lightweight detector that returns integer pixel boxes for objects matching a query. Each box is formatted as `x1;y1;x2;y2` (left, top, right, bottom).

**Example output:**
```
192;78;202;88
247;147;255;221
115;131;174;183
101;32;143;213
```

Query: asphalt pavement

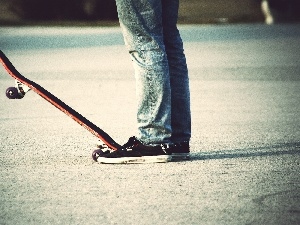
0;24;299;225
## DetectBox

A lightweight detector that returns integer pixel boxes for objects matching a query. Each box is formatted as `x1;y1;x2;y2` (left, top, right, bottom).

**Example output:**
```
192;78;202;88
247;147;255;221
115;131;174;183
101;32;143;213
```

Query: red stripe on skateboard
0;50;120;150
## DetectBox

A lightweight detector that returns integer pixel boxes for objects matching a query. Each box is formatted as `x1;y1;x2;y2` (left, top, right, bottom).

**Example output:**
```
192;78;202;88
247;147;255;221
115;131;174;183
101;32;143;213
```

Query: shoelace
96;136;139;155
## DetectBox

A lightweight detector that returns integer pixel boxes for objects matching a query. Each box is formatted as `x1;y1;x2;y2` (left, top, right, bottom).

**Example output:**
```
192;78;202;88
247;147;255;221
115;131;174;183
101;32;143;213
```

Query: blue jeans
115;0;191;144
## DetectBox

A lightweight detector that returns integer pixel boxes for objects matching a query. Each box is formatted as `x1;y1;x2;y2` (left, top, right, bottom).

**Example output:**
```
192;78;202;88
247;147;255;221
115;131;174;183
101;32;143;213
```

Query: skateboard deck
0;50;121;150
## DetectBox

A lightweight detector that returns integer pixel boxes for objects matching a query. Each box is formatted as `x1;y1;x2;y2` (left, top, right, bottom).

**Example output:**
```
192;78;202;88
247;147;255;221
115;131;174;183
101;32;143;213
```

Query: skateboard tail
0;50;120;150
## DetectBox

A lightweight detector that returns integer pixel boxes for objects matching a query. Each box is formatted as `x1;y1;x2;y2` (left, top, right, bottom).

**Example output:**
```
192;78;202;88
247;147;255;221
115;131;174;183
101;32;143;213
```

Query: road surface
0;24;299;225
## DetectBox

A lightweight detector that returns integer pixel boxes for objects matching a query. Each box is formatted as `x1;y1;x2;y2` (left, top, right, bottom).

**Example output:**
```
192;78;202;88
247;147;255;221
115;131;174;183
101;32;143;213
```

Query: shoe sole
97;155;172;164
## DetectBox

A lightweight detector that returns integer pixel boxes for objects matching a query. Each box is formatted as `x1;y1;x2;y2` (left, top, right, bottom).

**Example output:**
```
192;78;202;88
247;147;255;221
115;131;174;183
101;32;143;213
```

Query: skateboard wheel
6;87;23;99
92;149;110;162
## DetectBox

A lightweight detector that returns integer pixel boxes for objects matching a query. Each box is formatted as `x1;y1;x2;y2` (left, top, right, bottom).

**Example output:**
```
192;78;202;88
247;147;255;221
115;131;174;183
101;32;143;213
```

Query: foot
94;137;172;164
93;138;190;162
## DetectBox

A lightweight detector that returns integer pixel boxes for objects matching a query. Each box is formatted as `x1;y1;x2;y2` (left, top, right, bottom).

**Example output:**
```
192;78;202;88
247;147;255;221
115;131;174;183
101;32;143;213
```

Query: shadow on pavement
191;142;300;161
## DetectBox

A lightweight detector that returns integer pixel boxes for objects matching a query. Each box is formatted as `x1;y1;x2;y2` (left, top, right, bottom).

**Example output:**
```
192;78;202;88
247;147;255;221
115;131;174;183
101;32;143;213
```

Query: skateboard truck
6;80;31;99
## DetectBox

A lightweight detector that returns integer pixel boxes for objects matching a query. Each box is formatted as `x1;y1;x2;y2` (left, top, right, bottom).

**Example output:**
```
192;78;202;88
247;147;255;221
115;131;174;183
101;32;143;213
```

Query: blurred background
0;0;300;25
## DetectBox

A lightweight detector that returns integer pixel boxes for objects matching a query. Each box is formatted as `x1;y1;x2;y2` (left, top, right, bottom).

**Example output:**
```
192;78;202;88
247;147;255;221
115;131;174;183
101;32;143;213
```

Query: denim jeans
115;0;191;144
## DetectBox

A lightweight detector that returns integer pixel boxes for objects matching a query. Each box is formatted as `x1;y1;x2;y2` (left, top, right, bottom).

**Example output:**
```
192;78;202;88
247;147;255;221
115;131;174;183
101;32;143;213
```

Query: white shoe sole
97;155;172;164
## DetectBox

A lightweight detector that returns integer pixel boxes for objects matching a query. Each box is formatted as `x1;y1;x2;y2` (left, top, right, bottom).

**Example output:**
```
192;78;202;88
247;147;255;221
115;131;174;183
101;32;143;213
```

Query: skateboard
0;50;121;153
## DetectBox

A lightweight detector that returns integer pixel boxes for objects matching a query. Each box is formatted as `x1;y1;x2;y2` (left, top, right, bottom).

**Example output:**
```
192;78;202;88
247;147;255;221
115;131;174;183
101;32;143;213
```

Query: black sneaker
92;136;139;161
167;141;190;160
94;137;172;164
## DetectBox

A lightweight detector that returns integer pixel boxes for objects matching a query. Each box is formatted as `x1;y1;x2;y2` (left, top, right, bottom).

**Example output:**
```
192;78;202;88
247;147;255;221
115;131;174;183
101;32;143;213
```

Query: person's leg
93;0;191;163
115;0;172;145
162;0;191;144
